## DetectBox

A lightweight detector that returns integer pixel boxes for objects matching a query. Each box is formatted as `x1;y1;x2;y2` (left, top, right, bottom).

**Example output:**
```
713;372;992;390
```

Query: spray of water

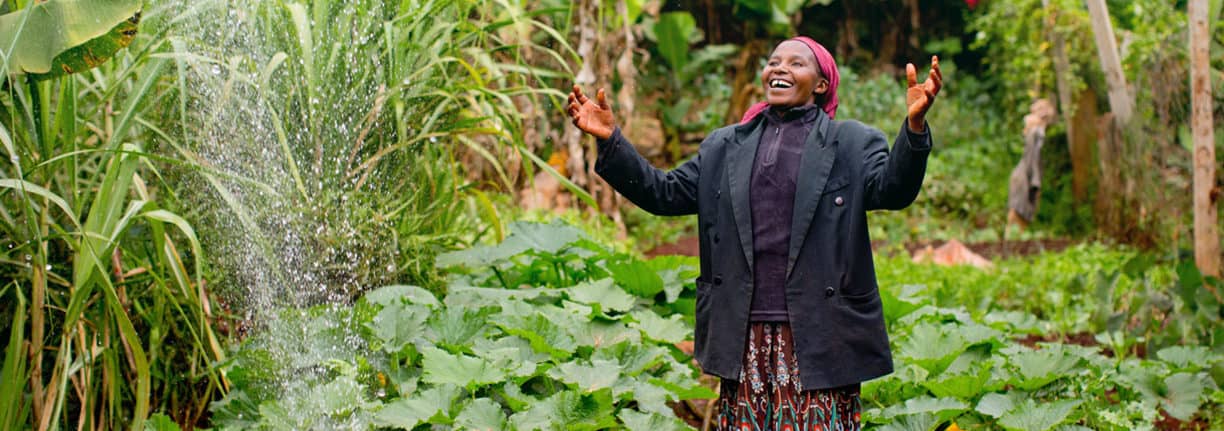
152;0;408;418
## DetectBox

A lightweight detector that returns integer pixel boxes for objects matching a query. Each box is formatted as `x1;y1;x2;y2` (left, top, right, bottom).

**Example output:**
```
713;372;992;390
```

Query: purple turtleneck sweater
749;104;820;322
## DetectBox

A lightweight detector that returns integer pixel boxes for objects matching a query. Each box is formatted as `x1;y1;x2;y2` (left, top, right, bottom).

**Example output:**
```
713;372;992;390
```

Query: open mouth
769;79;793;89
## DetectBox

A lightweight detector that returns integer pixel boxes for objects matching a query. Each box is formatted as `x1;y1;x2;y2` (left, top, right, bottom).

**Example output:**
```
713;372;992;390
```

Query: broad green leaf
566;278;637;313
646;255;699;303
608;260;665;298
1160;373;1206;421
881;284;928;323
495;313;578;359
454;398;508;431
420;347;507;390
880;396;967;421
509;389;618;431
549;359;621;392
1007;347;1083;391
617;380;674;416
592;341;668;376
498;382;535;413
997;399;1081;431
897;322;970;374
619;409;688;431
871;413;942;431
649;375;718;401
976;392;1022;419
922;362;993;399
0;0;141;79
653;12;696;74
439;220;587;268
363;284;439;308
631;310;689;343
570;319;641;349
368;301;429;353
373;384;460;428
1156;346;1214;371
472;336;549;379
425;307;492;351
444;285;554;308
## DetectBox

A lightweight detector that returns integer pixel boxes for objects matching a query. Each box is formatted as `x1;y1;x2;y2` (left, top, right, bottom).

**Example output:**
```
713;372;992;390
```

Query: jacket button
713;276;723;286
716;189;721;199
712;234;720;244
825;287;835;297
834;196;844;206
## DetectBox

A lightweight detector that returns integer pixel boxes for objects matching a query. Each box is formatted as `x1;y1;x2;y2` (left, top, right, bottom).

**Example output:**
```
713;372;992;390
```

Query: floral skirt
716;322;862;431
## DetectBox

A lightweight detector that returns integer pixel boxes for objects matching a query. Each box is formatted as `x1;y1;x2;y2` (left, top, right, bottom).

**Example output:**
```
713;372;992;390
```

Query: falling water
151;0;404;422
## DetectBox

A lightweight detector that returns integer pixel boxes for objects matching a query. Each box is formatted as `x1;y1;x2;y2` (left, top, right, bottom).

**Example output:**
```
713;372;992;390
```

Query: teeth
770;80;792;89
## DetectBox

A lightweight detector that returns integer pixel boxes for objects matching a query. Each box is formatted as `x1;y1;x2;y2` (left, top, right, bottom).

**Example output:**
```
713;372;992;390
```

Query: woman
566;36;941;430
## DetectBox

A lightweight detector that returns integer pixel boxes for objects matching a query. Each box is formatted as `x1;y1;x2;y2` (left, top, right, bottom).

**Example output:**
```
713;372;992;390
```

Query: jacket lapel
728;117;764;273
786;111;835;279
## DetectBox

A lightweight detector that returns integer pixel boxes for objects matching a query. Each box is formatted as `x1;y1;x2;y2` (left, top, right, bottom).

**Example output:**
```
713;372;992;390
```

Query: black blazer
594;110;931;390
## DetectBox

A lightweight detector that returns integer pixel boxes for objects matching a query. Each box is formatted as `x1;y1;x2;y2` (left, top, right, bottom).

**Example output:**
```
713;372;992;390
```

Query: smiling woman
566;36;942;430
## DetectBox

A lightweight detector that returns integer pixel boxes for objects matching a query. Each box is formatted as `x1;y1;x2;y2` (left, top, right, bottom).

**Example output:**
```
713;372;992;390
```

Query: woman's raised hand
567;85;615;140
905;56;943;133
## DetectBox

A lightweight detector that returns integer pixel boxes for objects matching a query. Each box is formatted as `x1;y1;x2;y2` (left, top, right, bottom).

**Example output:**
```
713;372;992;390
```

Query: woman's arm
863;57;942;210
566;85;698;216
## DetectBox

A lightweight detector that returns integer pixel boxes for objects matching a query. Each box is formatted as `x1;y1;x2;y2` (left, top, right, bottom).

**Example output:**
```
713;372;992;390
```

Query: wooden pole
1084;0;1133;125
1189;0;1221;277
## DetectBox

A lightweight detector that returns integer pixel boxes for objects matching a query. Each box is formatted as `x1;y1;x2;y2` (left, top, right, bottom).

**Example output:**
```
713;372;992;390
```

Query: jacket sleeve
863;119;932;211
593;127;699;216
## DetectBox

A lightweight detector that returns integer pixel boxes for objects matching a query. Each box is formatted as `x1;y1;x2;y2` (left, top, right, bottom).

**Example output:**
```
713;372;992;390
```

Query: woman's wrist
907;117;926;133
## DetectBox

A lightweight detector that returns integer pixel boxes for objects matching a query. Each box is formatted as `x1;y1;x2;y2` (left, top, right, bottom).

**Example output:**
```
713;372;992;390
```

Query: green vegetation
0;0;1220;429
211;221;708;430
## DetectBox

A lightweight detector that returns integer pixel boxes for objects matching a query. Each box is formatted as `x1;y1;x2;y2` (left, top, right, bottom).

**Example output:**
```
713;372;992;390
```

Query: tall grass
0;3;224;430
161;0;574;304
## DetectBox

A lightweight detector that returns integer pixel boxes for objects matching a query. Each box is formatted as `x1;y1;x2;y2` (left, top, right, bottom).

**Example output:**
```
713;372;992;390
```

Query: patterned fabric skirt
716;322;862;431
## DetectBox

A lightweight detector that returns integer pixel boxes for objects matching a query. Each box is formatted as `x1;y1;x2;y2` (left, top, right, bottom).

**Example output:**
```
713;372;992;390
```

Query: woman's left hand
906;56;942;133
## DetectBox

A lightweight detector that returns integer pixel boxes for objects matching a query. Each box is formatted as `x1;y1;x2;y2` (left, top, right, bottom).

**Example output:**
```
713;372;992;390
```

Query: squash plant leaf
1155;346;1214;371
608;260;665;298
363;284;439;308
1006;346;1083;391
373;384;460;428
631;310;689;344
368;301;429;354
975;391;1024;418
880;396;967;422
592;341;668;376
619;409;689;431
509;388;617;431
454;398;508;431
567;278;638;314
549;359;622;392
420;347;508;390
997;399;1081;431
897;322;970;374
1160;372;1206;421
495;313;578;359
426;306;493;352
922;361;993;399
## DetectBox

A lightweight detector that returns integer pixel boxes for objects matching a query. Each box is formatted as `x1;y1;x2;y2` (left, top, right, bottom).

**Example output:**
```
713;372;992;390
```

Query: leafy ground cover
207;220;711;430
208;219;1223;430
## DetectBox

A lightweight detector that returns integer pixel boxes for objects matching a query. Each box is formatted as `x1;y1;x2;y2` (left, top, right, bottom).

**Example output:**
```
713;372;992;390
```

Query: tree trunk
1084;0;1133;125
1189;0;1221;277
1043;0;1086;199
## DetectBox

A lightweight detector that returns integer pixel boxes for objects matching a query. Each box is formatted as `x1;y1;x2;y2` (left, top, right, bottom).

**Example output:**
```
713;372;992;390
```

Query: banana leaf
0;0;141;80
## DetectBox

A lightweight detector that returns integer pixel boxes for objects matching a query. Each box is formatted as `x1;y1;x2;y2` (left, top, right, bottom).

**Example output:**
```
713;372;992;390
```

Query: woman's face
761;40;827;109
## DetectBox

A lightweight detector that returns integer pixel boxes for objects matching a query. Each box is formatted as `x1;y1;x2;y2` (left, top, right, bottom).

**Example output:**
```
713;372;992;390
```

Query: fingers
906;63;917;88
596;87;609;110
929;56;943;95
573;84;590;105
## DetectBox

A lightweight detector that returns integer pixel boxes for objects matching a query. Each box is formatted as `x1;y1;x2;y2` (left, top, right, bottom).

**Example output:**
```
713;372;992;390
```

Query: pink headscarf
740;36;840;124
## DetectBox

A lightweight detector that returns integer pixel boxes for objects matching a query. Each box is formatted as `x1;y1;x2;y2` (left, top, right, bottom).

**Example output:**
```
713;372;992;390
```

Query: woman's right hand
566;85;615;140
